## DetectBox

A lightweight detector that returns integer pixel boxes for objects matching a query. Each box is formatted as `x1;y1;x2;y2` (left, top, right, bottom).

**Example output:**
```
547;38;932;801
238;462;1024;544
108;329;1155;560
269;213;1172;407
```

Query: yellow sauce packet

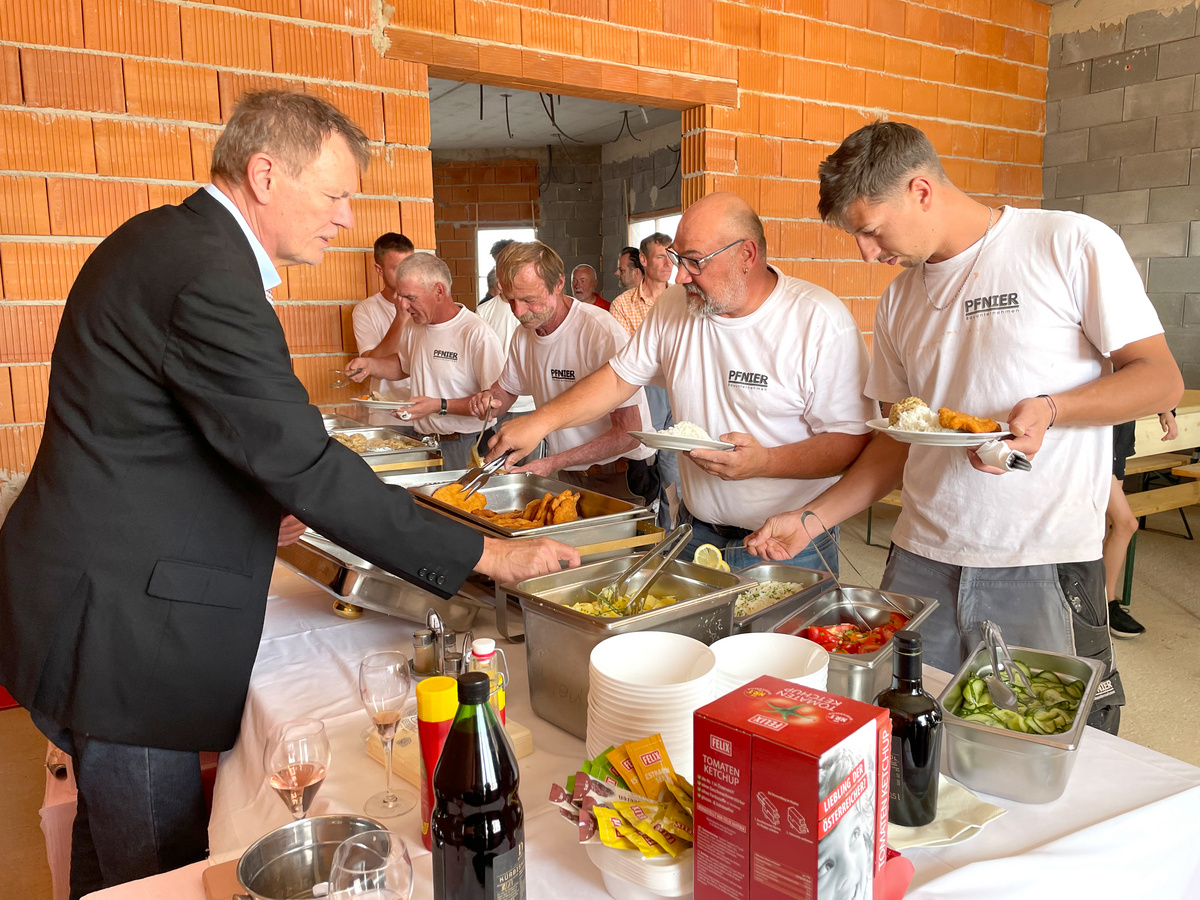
624;735;678;795
664;779;694;817
588;807;637;850
661;800;694;843
613;819;665;858
605;744;648;797
612;801;687;858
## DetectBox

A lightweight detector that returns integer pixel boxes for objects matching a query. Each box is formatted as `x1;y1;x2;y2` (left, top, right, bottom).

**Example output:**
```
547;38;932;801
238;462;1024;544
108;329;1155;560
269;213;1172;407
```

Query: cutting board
364;717;533;784
202;859;241;900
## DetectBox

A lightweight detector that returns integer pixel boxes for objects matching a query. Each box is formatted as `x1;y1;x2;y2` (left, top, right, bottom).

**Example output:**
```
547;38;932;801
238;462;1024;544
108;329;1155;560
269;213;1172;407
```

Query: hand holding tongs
330;366;363;390
594;524;693;615
453;453;508;501
980;620;1035;711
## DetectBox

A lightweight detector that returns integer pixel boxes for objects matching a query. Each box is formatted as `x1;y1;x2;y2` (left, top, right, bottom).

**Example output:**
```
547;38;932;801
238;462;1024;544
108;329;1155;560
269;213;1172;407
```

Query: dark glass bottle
873;630;942;827
432;672;526;900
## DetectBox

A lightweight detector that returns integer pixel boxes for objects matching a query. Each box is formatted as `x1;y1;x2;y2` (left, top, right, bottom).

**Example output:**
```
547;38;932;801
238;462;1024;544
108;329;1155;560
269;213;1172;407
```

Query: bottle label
490;840;526;900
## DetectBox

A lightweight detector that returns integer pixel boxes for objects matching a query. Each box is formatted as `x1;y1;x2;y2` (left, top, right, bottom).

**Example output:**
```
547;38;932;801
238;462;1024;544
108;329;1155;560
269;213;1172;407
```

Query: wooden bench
1125;452;1191;476
1120;480;1200;604
1172;462;1200;480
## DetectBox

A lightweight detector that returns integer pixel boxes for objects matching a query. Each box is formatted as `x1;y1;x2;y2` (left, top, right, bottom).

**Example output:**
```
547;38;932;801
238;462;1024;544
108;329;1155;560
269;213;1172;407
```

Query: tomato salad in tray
802;612;909;654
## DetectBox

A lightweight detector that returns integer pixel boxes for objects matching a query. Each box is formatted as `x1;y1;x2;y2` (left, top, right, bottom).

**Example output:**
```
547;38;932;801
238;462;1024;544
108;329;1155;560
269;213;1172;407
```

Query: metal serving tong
453;453;508;501
329;366;362;390
593;524;693;616
980;619;1035;711
469;401;497;469
799;510;909;632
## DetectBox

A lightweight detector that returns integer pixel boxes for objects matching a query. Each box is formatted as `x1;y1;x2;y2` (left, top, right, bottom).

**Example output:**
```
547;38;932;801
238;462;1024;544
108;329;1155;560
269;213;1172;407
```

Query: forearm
360;356;405;381
488;386;518;417
804;434;908;526
1049;336;1182;427
759;432;872;480
542;427;639;471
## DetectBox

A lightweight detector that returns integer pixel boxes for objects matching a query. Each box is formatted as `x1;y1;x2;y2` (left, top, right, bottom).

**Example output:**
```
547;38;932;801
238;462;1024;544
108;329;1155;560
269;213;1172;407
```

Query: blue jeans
31;710;208;899
681;510;841;576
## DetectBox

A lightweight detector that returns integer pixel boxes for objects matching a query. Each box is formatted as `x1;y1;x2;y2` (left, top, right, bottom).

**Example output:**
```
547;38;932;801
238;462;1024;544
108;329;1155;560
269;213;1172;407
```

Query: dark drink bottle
432;672;526;900
874;630;942;827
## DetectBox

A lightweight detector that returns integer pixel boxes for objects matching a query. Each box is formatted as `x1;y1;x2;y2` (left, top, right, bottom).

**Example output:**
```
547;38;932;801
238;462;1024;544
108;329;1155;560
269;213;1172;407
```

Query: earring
743;267;748;274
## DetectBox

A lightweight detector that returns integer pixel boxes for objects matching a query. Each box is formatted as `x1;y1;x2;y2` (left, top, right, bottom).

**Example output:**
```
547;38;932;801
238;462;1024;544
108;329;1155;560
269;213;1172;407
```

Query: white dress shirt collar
203;184;283;299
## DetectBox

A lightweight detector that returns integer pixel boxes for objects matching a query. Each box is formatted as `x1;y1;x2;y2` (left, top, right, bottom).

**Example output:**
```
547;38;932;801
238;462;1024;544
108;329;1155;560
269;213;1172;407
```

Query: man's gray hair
817;121;947;228
571;264;597;278
211;90;370;186
394;252;453;296
486;268;499;292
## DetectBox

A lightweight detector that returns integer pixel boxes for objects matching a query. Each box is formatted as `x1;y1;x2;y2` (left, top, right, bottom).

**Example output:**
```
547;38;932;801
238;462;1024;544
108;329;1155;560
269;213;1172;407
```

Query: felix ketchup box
693;676;891;900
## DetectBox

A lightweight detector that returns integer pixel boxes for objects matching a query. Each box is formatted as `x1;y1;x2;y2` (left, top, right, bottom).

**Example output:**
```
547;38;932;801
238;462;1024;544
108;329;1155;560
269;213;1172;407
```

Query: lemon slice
693;543;724;570
717;558;731;573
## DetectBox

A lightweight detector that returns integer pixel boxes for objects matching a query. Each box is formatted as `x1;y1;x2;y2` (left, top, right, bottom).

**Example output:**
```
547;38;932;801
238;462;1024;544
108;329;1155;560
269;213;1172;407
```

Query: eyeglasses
666;239;745;276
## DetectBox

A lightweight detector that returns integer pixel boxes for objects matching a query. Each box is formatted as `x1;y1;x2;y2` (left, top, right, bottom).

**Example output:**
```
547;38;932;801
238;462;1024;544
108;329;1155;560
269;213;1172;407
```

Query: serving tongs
329;366;362;390
591;524;693;616
980;619;1036;712
800;510;909;632
453;453;508;501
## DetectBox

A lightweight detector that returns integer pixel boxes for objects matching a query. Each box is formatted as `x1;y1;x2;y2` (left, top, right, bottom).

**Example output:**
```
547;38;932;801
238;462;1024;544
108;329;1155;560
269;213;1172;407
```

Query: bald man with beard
487;192;876;572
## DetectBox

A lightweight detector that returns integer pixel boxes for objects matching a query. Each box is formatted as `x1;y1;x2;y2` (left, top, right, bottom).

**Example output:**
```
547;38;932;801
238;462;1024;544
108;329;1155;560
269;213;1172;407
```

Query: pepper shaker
412;629;437;675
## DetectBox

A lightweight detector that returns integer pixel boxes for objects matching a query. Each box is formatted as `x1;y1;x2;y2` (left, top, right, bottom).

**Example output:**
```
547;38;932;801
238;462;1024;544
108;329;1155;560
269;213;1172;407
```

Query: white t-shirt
475;296;536;414
352;292;411;399
398;306;505;436
498;300;656;470
611;272;876;529
868;206;1165;568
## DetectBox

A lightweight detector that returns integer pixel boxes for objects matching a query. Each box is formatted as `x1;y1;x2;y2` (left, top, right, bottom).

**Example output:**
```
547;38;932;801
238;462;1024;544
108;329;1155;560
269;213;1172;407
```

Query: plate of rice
868;397;1009;446
629;420;735;452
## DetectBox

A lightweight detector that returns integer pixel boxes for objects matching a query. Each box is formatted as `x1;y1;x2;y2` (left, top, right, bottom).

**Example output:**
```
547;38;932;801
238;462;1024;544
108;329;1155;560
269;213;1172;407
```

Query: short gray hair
211;90;370;186
818;121;947;228
394;252;453;296
571;264;597;278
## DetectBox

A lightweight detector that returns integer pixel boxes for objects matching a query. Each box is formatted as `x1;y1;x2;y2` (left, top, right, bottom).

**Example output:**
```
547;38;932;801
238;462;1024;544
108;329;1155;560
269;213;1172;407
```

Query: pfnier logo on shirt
964;292;1020;319
728;369;769;391
433;349;459;360
551;368;576;382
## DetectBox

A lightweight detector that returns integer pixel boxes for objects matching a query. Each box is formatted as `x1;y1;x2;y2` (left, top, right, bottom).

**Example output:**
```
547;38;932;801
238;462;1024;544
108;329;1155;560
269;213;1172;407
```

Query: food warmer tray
771;585;938;702
731;562;836;633
502;556;751;738
322;413;368;432
330;427;443;474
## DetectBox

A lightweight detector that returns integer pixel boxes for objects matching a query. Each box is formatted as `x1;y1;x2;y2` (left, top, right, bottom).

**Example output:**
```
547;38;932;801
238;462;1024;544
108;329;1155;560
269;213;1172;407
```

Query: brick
1017;64;1045;100
147;184;195;209
1089;118;1156;161
1042;129;1088;167
390;0;454;34
845;29;885;69
865;72;903;112
690;40;737;80
9;364;49;424
954;53;988;90
664;0;712;41
361;146;431;197
285;251;366;302
1058;89;1123;133
1046;61;1090;101
306;84;385;143
48;178;149;237
759;96;804;139
217;72;303;123
1158;35;1200;80
826;68;865;106
1155;109;1200;151
1056;158;1120;197
384;93;432;147
983;129;1016;162
180;6;272;71
987;58;1020;95
1148;184;1200;222
1061;22;1124;65
902;80;938;117
94;119;193;181
1187;291;1200;325
271;21;353;81
802;102;843;142
1048;33;1063;69
581;22;639;66
939;12;973;51
780;140;824;180
868;0;905;37
610;0;662;31
783;57;826;100
123;59;220;124
1042;166;1056;200
523;8;582;56
1003;27;1037;66
2;111;95;177
400;200;436;249
807;21;848;64
973;21;1004;57
1125;4;1198;51
0;0;84;47
0;370;13;425
0;46;20;106
0;424;45;472
0;177;51;235
338;197;402;249
20;48;123;114
713;1;759;49
275;304;345;353
1015;133;1041;165
353;35;426;92
455;0;520;43
827;0;866;29
1193;148;1200;186
190;128;218;182
82;0;181;58
970;90;1003;127
1147;257;1200;293
301;0;372;27
1091;46;1159;93
640;32;691;72
0;243;93;301
1082;189;1149;225
921;45;956;84
1120;222;1189;259
904;5;938;42
0;306;64;363
1004;96;1041;133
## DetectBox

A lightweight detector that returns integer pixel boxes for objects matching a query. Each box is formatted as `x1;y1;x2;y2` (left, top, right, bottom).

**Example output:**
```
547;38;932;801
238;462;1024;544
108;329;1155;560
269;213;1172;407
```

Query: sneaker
1108;600;1146;640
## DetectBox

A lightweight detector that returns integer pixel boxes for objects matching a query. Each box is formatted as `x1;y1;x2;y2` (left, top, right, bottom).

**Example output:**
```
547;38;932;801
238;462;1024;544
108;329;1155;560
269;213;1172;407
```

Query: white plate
629;430;735;452
351;398;416;410
867;418;1010;446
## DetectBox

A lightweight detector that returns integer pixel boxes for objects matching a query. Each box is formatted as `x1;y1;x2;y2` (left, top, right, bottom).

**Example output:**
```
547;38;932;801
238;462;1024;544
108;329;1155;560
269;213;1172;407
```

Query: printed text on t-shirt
964;292;1020;318
433;349;459;360
728;369;769;390
551;368;576;381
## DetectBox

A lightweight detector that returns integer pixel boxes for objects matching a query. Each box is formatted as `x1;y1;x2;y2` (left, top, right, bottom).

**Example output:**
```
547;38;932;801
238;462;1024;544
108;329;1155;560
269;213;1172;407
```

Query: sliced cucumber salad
954;661;1086;735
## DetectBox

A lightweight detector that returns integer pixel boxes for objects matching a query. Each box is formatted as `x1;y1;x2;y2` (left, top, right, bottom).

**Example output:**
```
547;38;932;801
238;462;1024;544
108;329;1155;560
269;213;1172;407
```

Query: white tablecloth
87;564;1200;899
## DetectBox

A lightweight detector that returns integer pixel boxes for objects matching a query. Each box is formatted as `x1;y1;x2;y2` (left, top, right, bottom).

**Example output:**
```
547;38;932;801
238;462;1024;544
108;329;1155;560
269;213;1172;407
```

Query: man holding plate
487;192;877;572
746;122;1182;732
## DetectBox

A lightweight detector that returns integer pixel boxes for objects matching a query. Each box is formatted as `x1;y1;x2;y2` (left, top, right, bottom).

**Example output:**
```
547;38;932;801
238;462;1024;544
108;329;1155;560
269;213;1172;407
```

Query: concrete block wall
539;145;604;295
1044;2;1200;387
0;0;1052;473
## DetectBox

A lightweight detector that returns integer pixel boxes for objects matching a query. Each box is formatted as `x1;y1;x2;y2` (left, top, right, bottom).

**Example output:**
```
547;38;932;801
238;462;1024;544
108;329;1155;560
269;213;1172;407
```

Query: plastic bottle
416;675;459;851
465;638;508;725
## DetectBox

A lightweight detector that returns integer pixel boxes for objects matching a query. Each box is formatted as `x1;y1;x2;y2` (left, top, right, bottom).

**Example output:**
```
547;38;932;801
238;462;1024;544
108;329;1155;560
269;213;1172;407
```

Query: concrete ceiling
428;78;681;150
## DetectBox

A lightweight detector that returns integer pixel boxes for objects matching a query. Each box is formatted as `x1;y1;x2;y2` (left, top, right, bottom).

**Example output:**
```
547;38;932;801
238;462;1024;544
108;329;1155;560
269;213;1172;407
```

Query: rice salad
734;581;804;617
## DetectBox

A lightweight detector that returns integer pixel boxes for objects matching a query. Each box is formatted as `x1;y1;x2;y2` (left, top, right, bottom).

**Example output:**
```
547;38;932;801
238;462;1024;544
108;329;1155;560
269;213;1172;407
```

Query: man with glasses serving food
487;192;876;572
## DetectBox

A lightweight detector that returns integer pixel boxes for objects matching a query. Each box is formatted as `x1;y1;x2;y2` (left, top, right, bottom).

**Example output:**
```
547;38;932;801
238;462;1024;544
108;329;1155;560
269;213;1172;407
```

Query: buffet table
86;564;1200;900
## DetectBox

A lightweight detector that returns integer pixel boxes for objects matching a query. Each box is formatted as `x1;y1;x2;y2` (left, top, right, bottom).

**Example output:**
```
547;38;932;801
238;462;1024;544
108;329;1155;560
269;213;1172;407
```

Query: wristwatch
438;398;448;416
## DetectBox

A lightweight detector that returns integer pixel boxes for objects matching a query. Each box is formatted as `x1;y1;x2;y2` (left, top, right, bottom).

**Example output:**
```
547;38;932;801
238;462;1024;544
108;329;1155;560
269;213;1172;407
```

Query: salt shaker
412;629;437;675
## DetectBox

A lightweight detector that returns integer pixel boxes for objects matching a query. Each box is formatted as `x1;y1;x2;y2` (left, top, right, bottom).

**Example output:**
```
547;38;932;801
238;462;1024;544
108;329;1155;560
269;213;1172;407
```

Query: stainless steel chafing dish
732;562;836;633
322;413;367;432
502;557;750;738
329;427;442;474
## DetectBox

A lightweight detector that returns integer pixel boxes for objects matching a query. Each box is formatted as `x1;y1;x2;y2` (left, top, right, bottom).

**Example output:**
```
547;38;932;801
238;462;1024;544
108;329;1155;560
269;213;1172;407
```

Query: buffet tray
322;413;369;432
408;471;643;538
732;562;836;633
275;531;486;631
330;427;443;473
503;556;750;738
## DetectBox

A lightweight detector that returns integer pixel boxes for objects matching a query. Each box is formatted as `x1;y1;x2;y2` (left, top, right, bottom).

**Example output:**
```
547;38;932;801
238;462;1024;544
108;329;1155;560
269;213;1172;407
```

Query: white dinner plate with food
867;418;1011;446
351;397;416;410
629;430;735;452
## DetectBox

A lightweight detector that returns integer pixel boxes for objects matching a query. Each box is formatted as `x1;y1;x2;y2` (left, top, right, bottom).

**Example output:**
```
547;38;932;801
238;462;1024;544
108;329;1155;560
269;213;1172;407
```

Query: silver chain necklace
922;207;994;311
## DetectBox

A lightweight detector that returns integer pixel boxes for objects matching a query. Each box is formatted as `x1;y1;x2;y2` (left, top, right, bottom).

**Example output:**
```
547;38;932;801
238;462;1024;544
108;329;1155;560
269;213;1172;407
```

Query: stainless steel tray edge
731;562;836;633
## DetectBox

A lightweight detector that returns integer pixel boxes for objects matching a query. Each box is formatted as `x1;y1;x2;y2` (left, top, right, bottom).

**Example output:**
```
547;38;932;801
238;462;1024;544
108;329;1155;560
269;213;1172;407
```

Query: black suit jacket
0;189;482;751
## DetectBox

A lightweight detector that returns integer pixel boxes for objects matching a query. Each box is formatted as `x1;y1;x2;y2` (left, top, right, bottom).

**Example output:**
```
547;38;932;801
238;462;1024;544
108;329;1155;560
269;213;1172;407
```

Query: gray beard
685;287;736;318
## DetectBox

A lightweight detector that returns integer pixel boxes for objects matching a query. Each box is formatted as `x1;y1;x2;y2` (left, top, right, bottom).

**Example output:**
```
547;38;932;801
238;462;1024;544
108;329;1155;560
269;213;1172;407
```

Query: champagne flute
328;829;414;900
263;718;331;820
360;651;417;818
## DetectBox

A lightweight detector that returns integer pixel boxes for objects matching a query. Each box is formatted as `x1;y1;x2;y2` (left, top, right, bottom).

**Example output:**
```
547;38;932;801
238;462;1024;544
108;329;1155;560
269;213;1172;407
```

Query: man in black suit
0;91;578;897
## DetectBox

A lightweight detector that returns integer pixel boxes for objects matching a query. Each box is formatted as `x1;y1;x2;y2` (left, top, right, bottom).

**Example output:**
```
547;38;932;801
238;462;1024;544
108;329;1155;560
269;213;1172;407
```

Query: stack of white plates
709;632;830;696
585;842;693;900
585;631;717;782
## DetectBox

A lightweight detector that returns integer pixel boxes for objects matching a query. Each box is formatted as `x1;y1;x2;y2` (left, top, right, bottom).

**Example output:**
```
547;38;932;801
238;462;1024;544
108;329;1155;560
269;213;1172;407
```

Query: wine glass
263;718;331;820
359;651;417;818
328;829;414;900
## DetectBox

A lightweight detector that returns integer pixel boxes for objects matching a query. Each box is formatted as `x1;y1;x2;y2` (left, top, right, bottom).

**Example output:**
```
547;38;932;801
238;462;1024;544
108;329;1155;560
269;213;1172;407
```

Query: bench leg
1120;532;1138;608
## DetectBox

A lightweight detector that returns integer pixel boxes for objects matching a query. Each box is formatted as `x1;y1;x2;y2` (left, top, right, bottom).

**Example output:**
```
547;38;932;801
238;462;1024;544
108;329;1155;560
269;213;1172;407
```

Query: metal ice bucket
235;814;384;900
